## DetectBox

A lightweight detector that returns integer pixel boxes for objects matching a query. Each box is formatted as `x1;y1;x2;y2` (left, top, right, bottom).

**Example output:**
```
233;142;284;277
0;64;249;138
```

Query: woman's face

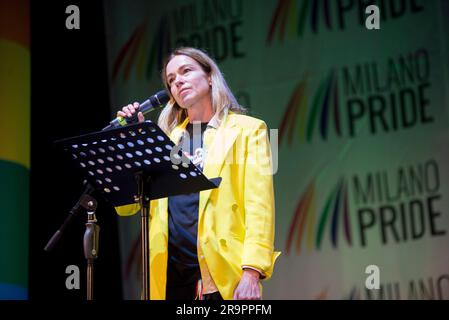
165;55;211;109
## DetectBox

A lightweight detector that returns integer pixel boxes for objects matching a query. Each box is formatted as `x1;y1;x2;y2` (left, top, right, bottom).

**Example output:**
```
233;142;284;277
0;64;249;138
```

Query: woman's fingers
117;102;140;118
137;112;145;123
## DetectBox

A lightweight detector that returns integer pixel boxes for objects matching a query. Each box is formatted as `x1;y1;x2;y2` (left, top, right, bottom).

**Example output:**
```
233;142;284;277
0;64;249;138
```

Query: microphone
104;90;169;130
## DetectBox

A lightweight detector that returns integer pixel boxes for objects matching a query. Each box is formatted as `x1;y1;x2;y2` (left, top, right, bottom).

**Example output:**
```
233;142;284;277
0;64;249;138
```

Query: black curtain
29;0;123;300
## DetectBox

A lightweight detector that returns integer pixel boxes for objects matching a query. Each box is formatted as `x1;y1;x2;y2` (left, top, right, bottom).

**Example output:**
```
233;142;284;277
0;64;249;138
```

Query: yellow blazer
116;112;280;300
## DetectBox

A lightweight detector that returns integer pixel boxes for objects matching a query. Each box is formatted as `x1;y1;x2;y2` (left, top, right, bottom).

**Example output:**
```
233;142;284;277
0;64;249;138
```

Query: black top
166;122;208;288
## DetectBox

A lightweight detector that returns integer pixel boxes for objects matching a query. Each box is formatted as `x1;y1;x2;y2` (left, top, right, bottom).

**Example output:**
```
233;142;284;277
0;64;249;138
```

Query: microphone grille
155;90;170;105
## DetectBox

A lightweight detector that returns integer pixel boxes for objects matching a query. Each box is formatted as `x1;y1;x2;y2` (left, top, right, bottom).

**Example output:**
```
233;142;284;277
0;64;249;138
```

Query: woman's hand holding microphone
117;102;145;123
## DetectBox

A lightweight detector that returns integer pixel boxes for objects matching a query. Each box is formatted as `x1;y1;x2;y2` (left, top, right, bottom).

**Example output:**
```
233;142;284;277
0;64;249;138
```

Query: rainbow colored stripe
279;70;341;145
0;0;30;299
285;178;352;255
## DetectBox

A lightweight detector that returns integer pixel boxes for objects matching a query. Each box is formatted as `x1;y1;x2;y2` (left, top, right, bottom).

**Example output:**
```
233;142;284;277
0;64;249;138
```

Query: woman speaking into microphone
116;47;280;300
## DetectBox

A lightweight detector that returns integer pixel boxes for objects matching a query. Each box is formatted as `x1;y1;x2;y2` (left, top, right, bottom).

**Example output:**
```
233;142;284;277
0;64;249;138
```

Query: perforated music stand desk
55;121;221;299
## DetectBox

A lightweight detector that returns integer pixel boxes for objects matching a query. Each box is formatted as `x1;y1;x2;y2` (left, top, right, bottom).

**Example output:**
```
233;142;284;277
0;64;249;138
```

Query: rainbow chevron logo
285;178;352;255
313;286;361;300
279;71;341;145
267;0;332;45
112;17;171;84
347;286;361;300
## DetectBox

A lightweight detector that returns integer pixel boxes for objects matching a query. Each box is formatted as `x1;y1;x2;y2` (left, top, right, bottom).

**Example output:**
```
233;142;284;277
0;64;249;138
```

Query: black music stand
55;121;221;299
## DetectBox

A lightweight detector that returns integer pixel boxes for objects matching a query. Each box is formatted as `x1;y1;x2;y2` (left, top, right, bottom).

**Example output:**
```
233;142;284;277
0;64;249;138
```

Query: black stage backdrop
29;0;123;300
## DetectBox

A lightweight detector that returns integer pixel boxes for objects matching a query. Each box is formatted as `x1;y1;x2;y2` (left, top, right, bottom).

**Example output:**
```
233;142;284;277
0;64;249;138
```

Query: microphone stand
44;182;95;252
44;183;100;300
83;195;99;300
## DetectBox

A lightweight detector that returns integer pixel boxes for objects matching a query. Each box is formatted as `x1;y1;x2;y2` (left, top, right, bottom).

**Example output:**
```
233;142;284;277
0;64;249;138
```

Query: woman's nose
174;75;184;87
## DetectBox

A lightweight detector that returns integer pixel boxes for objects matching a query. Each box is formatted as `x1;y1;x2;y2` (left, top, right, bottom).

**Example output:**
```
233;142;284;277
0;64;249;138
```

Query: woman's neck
186;100;213;123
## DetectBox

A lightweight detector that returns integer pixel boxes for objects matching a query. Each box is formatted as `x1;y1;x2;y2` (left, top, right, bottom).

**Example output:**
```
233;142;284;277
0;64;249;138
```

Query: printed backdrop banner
0;0;30;300
103;0;449;299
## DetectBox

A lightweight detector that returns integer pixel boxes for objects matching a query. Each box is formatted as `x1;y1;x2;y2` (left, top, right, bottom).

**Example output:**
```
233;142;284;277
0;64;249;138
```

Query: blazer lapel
199;119;239;221
166;115;239;222
169;117;189;143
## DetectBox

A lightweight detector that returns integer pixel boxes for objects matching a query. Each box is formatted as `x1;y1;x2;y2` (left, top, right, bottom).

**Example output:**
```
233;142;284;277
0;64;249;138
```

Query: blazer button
232;204;238;211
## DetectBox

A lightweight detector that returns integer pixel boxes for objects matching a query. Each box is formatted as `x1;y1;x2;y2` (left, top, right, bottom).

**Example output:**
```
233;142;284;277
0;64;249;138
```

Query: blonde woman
117;47;279;300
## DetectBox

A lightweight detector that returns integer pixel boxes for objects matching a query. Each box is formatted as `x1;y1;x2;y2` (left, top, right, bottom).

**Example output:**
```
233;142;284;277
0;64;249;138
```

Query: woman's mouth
179;88;190;96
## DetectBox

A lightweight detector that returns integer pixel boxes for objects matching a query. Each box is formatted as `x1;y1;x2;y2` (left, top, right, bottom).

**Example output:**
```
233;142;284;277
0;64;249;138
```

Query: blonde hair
158;47;246;134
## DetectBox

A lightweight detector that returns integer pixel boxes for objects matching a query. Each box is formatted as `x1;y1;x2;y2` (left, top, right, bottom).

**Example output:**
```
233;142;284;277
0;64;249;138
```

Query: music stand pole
135;172;151;300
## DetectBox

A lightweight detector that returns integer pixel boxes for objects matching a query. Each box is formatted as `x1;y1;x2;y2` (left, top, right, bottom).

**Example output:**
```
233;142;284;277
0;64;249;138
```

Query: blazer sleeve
241;120;279;280
115;203;140;217
115;199;159;218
